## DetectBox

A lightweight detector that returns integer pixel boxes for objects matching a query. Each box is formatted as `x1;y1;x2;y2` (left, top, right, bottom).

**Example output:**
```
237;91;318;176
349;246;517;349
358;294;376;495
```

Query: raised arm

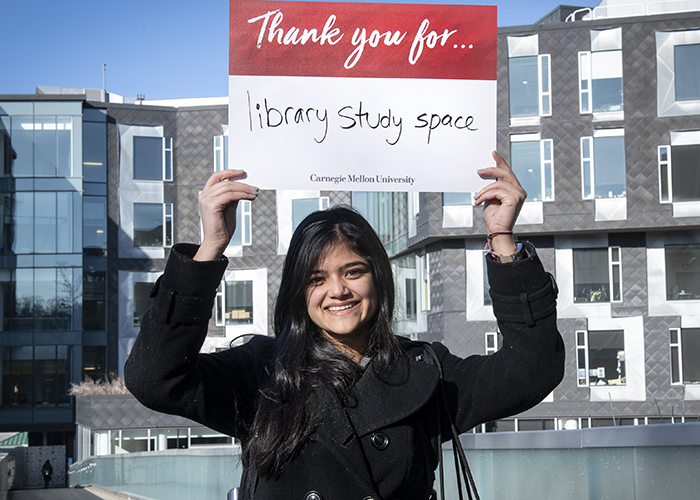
437;152;564;432
124;170;263;437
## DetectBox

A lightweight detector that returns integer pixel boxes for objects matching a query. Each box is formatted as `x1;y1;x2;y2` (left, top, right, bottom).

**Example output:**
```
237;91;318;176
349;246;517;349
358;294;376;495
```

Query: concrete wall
9;445;65;489
0;453;16;500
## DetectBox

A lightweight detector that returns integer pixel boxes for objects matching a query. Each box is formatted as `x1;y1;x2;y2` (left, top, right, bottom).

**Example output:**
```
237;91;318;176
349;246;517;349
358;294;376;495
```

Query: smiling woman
124;160;565;500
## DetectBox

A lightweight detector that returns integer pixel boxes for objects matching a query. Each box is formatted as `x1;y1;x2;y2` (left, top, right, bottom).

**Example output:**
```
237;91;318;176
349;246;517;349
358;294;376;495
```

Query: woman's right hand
194;170;259;261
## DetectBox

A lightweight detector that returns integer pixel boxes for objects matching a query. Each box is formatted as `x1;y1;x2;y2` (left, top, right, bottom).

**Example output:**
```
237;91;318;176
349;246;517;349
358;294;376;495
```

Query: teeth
328;304;354;312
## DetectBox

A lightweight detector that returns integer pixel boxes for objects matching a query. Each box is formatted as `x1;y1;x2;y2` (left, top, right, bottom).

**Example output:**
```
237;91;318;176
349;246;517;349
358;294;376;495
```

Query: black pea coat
125;242;564;500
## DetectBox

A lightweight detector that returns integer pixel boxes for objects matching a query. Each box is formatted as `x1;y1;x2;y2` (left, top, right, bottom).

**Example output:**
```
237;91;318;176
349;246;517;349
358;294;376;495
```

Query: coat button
305;492;322;500
370;432;389;450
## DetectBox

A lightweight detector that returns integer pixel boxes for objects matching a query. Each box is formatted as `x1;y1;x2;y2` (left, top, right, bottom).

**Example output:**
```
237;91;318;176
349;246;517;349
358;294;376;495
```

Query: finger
203;169;248;190
492;151;512;171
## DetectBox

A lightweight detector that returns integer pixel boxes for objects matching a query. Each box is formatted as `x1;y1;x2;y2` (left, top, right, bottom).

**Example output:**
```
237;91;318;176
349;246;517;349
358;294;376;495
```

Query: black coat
125;242;564;500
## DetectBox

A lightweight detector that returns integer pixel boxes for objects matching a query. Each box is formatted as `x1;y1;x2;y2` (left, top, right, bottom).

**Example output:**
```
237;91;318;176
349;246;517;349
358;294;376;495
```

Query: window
1;105;81;178
214;129;229;172
579;28;623;117
82;346;106;383
133;136;173;181
442;192;472;228
230;200;252;246
507;35;551;123
659;131;700;205
83;257;106;331
83;196;107;255
576;330;626;387
485;331;503;355
353;191;407;254
133;281;155;327
1;345;70;407
0;267;79;331
0;191;81;255
573;247;622;303
670;328;700;384
418;253;430;312
656;30;700;116
510;135;554;202
133;203;172;247
292;197;328;232
580;130;626;199
215;280;254;326
83;113;107;183
665;244;700;300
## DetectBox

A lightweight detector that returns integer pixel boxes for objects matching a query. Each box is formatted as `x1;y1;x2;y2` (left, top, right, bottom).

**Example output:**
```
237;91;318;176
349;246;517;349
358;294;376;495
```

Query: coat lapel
345;357;440;437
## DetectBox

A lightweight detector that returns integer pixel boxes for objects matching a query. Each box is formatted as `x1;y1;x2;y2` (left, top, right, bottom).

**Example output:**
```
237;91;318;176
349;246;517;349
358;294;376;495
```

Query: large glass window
0;192;80;254
508;54;551;119
0;267;78;331
674;44;700;102
1;345;70;407
133;203;172;247
665;244;700;300
83;196;107;254
579;50;624;113
3;113;78;177
581;132;626;199
576;330;626;387
83;119;107;183
510;138;554;202
353;192;407;253
133;136;163;180
658;142;700;203
670;328;700;384
573;247;622;303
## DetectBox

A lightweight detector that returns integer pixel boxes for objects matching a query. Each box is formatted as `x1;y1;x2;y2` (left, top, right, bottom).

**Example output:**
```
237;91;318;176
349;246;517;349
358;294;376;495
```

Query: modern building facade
2;0;700;465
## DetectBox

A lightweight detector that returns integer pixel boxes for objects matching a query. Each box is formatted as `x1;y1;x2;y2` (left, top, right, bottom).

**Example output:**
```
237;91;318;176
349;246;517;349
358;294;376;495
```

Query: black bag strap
422;344;480;500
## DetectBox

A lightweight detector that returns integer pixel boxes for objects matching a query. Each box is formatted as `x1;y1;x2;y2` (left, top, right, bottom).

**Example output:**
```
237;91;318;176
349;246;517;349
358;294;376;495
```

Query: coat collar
344;355;440;436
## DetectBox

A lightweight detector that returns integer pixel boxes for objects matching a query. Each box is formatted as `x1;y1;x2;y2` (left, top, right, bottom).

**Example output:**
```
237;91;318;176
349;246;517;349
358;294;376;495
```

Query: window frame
580;129;626;200
510;135;555;202
572;246;623;304
656;30;700;117
132;202;172;248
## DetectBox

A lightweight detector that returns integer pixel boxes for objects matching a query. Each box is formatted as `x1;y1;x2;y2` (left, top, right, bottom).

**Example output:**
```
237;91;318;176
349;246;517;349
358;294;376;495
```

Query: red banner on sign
229;0;496;80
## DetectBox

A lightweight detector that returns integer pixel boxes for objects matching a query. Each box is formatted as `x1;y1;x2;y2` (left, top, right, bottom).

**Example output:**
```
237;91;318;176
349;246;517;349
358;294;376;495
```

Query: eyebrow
310;261;369;275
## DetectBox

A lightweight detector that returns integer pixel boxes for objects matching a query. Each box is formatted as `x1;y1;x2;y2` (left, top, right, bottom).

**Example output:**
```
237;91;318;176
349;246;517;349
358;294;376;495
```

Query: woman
125;153;565;500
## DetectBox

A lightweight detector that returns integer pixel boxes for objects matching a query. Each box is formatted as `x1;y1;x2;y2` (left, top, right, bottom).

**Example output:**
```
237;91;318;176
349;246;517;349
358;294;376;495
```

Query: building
2;0;700;466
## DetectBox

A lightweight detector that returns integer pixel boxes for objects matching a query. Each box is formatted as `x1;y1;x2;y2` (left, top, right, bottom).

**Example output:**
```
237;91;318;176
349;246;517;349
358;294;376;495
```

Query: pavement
8;486;137;500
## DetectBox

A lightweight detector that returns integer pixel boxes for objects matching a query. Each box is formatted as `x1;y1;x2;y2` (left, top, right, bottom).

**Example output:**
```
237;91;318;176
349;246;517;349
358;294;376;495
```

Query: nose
328;275;350;298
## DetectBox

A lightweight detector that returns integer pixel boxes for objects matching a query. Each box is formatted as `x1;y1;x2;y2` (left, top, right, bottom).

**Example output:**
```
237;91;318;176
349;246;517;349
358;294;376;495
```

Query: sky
0;0;599;100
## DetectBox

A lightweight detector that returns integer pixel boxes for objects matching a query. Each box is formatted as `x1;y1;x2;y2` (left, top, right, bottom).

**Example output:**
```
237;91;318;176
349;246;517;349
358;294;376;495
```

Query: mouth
326;302;359;313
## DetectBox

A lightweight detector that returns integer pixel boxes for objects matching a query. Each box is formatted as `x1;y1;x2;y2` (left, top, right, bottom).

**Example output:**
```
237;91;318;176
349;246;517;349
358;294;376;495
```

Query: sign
229;0;497;192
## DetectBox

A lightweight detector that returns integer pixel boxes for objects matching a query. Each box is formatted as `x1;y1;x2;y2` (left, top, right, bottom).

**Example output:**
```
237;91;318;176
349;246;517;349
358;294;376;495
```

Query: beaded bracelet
484;230;514;257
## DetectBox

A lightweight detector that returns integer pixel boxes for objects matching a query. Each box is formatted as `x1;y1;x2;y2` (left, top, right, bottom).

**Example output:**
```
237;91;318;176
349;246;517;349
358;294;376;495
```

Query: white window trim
581;136;594;200
576;329;590;387
418;252;430;312
538;54;552;117
579;51;592;114
466;248;496;321
670;328;683;386
658;145;672;203
485;331;500;355
163;137;173;181
656;30;700;117
164;203;173;248
408;192;419;238
510;134;554;203
609;246;622;303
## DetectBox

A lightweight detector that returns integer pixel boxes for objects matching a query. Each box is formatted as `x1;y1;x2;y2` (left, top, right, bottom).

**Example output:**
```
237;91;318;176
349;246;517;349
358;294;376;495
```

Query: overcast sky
0;0;599;100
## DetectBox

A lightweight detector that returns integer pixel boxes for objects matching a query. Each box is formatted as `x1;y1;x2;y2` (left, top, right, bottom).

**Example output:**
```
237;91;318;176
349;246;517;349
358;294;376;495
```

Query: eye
346;268;365;278
308;276;325;287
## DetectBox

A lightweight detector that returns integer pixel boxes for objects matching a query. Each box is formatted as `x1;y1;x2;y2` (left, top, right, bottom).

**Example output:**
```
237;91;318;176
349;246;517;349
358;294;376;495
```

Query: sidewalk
8;486;137;500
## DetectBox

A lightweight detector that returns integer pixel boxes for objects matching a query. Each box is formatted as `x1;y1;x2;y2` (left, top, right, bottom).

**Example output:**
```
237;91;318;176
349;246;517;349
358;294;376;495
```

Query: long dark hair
245;206;405;478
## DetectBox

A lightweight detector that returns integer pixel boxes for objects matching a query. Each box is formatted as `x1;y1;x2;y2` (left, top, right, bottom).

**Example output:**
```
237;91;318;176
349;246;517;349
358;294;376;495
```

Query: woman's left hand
474;151;527;256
